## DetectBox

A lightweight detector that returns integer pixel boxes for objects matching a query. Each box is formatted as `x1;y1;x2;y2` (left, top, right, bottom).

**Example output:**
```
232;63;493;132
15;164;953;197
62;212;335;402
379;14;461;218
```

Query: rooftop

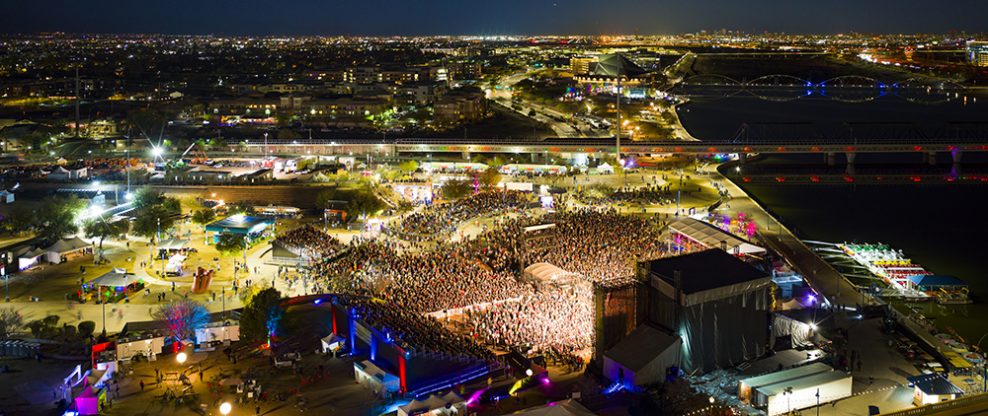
647;249;768;295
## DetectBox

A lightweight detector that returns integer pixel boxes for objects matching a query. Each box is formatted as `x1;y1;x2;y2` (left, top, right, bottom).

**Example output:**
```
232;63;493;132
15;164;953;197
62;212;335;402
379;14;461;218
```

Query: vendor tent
603;324;682;385
511;399;597;416
15;246;46;270
907;275;967;291
45;236;91;263
157;237;188;251
87;268;140;289
666;217;766;256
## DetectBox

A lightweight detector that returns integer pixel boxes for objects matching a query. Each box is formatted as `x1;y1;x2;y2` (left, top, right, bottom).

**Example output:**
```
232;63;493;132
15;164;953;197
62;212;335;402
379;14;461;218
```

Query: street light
176;351;188;364
151;146;164;158
219;402;232;415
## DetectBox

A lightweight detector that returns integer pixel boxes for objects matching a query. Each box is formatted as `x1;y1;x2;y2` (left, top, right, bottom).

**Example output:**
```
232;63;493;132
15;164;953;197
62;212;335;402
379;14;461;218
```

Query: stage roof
667;218;765;255
648;249;769;294
604;324;680;372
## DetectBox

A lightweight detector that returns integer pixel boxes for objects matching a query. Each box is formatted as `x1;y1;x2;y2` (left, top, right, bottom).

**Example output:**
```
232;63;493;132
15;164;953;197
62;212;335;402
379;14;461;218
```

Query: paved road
707;163;869;307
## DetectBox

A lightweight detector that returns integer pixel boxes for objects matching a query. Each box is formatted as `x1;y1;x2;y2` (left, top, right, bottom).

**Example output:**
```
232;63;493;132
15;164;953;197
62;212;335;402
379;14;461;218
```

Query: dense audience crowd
384;190;532;239
276;225;346;259
290;201;669;363
348;297;494;361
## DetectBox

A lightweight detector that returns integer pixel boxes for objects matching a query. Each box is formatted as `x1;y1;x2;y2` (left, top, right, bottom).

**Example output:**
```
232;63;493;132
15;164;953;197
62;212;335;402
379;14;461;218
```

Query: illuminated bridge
237;134;988;163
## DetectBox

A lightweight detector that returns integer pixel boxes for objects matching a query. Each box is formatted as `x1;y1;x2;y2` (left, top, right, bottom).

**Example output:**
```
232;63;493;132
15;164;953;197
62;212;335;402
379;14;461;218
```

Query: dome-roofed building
575;53;651;87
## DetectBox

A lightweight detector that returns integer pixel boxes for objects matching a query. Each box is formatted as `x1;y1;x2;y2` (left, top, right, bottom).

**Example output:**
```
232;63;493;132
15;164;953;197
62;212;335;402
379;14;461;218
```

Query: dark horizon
0;0;986;37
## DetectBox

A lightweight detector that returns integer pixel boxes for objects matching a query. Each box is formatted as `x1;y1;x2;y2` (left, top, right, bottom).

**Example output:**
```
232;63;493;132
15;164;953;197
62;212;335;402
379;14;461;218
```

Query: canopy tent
907;274;967;291
511;399;598;416
603;324;682;385
45;236;91;263
157;237;189;251
666;217;766;256
205;214;274;243
15;246;46;270
87;268;141;289
397;391;465;416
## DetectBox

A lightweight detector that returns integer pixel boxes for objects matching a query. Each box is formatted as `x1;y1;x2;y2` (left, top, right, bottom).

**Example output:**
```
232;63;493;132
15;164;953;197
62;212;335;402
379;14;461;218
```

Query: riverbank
727;155;988;345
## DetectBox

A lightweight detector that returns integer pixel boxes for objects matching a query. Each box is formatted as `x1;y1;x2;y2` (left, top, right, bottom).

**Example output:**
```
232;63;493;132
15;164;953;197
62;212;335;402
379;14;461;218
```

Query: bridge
669;74;970;103
237;136;986;165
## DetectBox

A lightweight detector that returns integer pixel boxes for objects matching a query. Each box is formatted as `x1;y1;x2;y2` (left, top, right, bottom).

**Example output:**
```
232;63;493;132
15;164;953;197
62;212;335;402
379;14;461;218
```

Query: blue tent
907;275;967;290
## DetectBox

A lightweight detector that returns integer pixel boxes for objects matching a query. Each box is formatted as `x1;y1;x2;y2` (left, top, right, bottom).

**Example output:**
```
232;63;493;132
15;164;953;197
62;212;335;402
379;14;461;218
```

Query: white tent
45;236;91;263
397;391;465;416
16;247;46;270
88;268;140;288
158;237;189;251
666;217;766;256
511;399;597;416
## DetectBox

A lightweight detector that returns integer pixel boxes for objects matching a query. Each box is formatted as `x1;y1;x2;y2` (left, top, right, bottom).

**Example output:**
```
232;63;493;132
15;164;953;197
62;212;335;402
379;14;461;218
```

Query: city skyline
1;0;986;36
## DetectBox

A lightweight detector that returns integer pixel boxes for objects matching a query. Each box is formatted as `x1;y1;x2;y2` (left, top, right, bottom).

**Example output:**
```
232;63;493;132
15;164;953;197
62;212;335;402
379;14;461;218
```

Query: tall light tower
615;74;621;162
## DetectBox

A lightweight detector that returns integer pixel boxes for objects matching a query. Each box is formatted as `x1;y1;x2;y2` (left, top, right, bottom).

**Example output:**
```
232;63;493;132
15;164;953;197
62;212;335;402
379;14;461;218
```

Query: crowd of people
276;225;347;259
347;296;494;361
462;284;593;363
293;202;673;362
384;190;533;239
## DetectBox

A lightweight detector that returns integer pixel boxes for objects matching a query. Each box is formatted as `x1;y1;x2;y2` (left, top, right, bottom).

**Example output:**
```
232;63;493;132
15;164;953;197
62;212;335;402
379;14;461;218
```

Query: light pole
816;388;820;416
100;286;106;334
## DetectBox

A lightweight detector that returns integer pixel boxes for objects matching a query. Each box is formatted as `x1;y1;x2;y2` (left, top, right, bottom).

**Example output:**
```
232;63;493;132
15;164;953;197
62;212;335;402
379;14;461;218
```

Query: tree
227;200;255;215
478;167;502;189
152;299;210;343
398;160;419;174
316;188;386;221
488;156;507;168
77;321;96;339
239;287;283;343
0;307;24;340
132;204;176;239
35;195;87;245
191;209;216;231
441;179;472;200
132;187;165;209
215;232;247;256
83;218;129;259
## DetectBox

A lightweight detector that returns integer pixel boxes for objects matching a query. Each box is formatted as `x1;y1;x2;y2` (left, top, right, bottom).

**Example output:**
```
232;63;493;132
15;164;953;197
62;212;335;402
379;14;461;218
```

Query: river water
678;94;988;343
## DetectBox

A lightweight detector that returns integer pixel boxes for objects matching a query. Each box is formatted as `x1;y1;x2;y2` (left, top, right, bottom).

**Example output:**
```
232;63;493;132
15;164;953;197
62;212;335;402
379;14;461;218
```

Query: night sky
0;0;985;35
